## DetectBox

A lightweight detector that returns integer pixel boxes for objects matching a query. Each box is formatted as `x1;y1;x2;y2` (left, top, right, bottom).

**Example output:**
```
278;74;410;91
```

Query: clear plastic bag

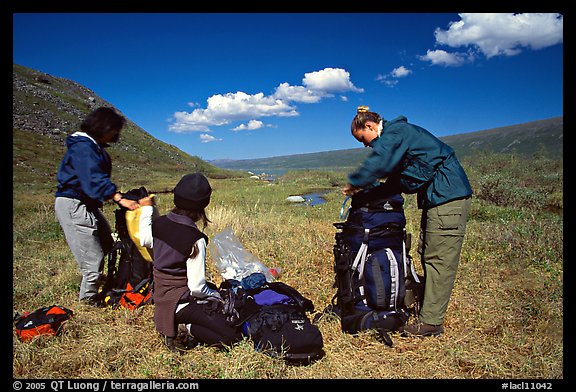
209;226;276;282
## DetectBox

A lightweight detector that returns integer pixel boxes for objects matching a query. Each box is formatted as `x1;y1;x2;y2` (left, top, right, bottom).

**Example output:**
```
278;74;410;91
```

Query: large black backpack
97;187;154;310
220;278;325;365
330;183;423;346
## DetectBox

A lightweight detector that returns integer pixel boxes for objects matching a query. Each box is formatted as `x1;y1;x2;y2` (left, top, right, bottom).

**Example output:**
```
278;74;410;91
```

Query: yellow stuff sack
125;205;155;262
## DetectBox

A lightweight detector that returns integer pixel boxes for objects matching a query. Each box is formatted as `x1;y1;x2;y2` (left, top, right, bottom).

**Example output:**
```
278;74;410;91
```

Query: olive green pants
417;197;471;326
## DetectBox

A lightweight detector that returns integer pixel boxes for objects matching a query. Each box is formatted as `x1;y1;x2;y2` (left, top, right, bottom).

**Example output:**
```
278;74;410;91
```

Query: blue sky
12;13;563;161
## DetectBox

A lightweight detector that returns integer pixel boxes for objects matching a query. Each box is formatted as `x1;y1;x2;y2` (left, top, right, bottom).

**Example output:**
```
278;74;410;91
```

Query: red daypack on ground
14;305;74;342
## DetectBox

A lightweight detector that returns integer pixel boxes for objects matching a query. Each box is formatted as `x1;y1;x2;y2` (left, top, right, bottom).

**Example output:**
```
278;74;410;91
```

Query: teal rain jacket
348;116;473;209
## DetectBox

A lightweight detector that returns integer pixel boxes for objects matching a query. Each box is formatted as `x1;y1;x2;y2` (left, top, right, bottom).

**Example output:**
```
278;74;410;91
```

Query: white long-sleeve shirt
138;205;220;299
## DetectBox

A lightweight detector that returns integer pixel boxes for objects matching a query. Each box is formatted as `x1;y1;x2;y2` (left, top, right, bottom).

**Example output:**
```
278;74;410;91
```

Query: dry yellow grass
13;174;563;380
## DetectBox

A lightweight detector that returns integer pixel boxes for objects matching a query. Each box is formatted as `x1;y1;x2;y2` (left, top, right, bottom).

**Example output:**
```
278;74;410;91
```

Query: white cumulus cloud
168;67;363;133
199;133;222;143
418;49;472;67
302;68;364;93
433;13;563;60
169;92;297;133
376;65;413;87
272;83;324;103
391;66;412;78
232;119;265;131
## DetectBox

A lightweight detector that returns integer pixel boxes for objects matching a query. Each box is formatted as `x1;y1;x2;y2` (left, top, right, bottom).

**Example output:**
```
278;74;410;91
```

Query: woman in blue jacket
343;106;473;337
55;107;139;305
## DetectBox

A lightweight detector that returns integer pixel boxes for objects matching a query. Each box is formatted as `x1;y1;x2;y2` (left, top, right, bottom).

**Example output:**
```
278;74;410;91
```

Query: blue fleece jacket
55;132;117;209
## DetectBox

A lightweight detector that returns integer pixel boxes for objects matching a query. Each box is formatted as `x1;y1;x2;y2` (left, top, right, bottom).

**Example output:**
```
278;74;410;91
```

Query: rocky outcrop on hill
13;63;238;181
13;64;117;143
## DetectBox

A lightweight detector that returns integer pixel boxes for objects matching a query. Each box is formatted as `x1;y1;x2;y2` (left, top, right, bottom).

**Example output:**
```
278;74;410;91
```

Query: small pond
303;192;327;206
286;190;331;207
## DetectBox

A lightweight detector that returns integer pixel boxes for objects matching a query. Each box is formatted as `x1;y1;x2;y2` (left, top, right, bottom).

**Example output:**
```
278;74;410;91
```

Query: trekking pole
147;189;173;194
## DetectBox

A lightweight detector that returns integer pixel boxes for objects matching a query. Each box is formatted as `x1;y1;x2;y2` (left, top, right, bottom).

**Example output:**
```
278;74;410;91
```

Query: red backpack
14;305;74;342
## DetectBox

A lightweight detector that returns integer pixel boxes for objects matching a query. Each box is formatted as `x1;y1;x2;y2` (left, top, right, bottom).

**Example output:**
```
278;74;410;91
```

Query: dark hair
350;108;382;133
172;207;212;229
80;107;126;139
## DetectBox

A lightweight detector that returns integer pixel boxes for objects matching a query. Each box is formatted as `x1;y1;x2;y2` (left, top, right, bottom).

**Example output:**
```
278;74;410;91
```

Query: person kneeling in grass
138;173;242;352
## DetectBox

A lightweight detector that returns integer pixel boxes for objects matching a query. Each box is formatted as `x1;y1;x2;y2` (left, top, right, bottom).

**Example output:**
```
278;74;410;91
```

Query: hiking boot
180;335;202;350
400;321;444;337
164;336;189;353
176;324;202;349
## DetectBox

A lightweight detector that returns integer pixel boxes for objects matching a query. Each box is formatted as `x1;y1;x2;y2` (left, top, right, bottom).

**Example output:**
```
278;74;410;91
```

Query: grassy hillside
12;154;563;379
13;63;245;198
441;116;563;158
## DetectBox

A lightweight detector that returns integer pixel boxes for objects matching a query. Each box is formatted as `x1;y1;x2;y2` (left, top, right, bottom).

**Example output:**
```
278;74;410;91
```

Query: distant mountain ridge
210;148;371;174
441;116;563;157
212;116;563;173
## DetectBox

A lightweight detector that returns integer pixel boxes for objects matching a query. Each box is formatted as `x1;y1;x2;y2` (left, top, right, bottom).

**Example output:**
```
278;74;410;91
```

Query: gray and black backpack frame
329;182;423;346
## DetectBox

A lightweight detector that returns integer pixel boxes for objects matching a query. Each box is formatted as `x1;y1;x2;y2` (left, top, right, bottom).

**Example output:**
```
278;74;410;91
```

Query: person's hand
197;294;223;306
207;295;224;304
342;184;361;196
119;198;140;211
138;195;155;206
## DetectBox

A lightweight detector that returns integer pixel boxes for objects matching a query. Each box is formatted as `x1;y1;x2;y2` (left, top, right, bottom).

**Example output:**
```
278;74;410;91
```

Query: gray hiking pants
417;197;471;326
54;197;112;300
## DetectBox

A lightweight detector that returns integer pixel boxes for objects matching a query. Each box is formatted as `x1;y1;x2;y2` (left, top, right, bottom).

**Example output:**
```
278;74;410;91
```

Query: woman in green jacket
343;106;473;337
